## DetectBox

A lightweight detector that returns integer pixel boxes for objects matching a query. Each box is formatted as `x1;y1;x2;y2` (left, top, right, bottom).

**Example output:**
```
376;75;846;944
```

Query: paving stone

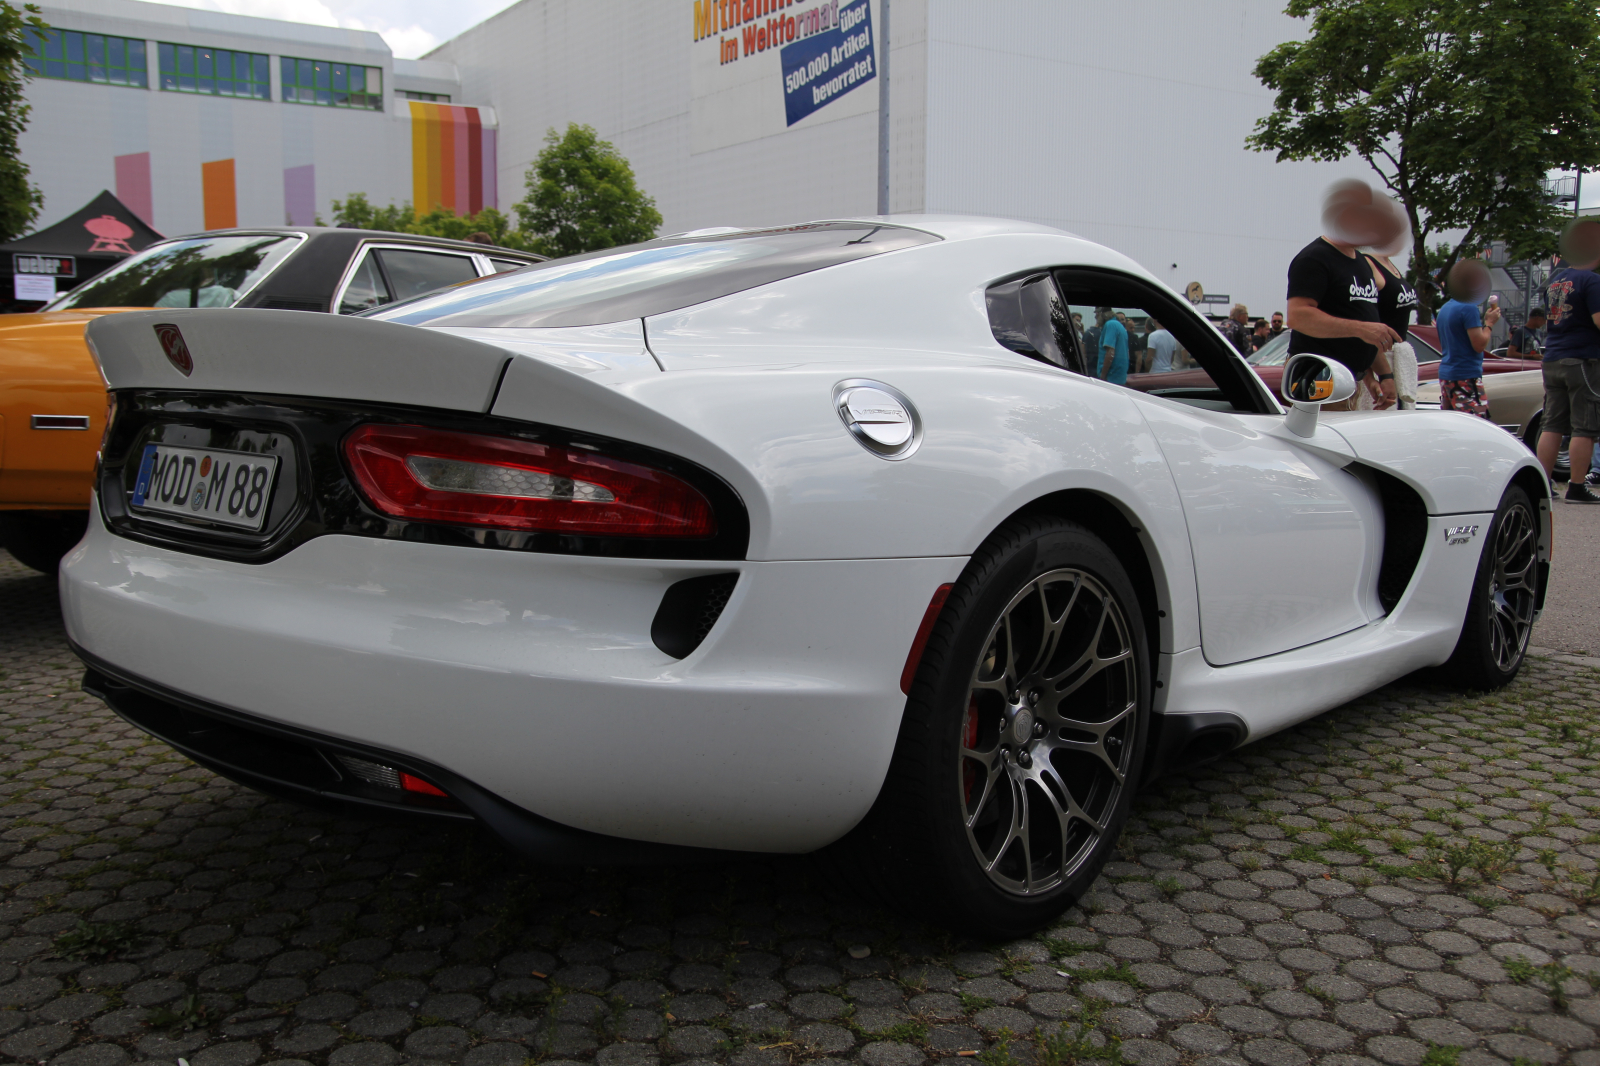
1;553;1598;1066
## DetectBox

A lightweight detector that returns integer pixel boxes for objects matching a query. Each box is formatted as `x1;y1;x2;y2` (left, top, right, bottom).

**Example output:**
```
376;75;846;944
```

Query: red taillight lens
400;772;448;797
343;424;716;538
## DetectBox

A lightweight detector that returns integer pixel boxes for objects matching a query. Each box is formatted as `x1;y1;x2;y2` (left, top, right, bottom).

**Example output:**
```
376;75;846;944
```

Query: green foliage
1419;1043;1462;1066
514;123;662;258
330;191;416;233
1247;0;1600;317
0;1;47;242
54;919;140;960
328;192;534;252
1502;956;1579;1011
1036;1002;1124;1066
146;993;210;1032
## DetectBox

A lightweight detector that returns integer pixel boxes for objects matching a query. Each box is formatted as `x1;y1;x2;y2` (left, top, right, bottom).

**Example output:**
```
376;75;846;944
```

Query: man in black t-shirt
1286;180;1404;409
1507;308;1545;359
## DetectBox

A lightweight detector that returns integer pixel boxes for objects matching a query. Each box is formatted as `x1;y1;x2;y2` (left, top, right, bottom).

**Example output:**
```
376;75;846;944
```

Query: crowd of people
1067;303;1287;384
1277;178;1600;504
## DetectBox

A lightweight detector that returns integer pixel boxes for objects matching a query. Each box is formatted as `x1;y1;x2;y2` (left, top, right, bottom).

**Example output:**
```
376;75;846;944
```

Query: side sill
1144;710;1249;782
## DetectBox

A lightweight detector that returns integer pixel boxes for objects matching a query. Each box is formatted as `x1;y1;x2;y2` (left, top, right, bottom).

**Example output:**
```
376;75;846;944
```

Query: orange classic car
0;228;540;572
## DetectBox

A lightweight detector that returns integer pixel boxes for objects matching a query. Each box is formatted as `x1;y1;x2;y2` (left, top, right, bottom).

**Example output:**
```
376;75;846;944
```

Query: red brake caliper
962;697;980;805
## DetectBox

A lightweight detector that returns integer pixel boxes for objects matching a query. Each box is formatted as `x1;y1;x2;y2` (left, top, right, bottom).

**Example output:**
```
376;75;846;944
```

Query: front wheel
846;517;1149;937
1442;485;1538;690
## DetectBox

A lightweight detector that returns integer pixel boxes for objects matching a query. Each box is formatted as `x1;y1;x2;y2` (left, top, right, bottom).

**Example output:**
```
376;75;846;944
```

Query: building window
158;44;269;99
398;90;450;102
23;27;148;87
281;57;383;110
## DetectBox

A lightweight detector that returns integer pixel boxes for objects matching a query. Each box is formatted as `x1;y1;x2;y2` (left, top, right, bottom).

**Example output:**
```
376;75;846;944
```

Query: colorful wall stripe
201;158;237;230
409;101;496;218
114;152;152;226
283;164;315;226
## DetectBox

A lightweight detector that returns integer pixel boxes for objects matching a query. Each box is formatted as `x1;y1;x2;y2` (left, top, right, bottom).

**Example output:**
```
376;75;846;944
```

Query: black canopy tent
1;191;164;313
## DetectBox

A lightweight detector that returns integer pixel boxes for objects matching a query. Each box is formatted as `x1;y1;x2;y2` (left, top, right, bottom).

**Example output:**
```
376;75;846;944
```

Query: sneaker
1568;483;1600;504
1587;470;1600;486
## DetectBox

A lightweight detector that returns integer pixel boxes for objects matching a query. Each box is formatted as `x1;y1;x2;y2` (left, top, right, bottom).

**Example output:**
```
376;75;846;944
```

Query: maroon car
1127;326;1540;400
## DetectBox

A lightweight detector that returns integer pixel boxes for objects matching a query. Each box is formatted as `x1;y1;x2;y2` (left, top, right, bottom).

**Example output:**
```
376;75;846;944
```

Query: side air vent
651;573;738;659
1363;465;1428;613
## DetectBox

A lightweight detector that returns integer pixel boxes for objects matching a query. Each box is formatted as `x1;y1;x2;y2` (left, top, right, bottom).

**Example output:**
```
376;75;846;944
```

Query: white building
17;0;496;239
429;0;1359;313
18;0;1360;313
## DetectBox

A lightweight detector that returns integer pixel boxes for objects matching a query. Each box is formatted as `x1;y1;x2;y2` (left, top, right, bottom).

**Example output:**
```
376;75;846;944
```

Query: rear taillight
343;424;717;538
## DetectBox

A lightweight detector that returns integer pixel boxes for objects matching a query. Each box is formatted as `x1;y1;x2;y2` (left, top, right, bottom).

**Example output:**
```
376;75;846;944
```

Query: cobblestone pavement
7;551;1600;1066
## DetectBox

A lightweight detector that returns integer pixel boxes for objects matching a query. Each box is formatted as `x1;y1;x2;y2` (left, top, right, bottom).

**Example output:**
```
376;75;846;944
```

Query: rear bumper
77;649;715;864
61;498;966;853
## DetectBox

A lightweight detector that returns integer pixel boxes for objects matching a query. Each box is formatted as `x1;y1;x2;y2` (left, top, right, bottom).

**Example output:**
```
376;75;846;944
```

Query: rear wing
86;309;512;414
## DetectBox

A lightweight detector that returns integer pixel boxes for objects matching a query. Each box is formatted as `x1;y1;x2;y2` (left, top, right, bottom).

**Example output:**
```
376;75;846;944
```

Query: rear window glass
363;222;940;329
51;234;303;310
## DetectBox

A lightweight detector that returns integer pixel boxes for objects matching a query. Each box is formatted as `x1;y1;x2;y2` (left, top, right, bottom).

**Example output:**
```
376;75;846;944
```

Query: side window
374;249;479;302
985;273;1087;375
338;250;390;315
1054;268;1269;413
489;258;526;275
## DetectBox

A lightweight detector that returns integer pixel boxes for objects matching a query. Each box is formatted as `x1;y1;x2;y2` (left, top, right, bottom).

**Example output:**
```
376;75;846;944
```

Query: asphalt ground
1533;498;1600;656
5;547;1600;1066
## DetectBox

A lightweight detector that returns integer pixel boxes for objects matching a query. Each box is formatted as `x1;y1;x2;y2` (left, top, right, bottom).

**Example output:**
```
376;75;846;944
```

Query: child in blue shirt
1434;260;1501;419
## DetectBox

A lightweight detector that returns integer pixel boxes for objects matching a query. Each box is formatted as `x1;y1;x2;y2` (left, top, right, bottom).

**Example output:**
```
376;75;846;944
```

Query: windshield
364;222;940;329
1247;330;1292;366
50;234;303;310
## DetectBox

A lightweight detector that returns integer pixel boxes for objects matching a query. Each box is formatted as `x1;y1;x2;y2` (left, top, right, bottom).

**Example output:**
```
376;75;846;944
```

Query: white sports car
61;217;1547;936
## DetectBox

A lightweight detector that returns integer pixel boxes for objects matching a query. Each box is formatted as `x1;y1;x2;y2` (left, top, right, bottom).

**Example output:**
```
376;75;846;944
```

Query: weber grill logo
153;323;193;376
1444;524;1479;547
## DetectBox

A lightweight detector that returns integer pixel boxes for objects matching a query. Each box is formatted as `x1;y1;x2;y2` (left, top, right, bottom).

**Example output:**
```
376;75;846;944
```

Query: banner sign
690;0;879;154
14;254;75;277
781;0;874;126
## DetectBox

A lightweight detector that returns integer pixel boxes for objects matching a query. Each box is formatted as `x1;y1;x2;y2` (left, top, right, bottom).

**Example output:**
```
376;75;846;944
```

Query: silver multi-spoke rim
1488;502;1537;672
958;568;1137;896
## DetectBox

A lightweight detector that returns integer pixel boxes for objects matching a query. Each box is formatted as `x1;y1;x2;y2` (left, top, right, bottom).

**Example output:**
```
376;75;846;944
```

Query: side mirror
1281;353;1356;437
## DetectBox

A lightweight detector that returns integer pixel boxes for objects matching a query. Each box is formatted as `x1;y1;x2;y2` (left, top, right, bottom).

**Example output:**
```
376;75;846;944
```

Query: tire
1520;410;1542;454
1441;485;1538;690
0;511;89;575
842;516;1149;938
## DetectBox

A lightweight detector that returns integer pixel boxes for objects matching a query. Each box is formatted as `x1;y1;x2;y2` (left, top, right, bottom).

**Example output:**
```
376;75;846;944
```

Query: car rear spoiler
85;308;512;414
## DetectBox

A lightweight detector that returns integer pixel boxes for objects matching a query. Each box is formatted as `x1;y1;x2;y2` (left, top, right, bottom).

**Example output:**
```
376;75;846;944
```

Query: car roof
153;227;542;261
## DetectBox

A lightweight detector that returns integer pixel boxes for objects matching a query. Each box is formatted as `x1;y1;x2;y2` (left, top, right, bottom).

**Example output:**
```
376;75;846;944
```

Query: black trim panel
75;643;730;865
1143;710;1248;781
98;391;751;564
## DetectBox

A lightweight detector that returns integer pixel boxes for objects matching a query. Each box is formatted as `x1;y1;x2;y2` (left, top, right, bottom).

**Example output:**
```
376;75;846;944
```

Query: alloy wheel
1488;502;1537;672
959;568;1137;896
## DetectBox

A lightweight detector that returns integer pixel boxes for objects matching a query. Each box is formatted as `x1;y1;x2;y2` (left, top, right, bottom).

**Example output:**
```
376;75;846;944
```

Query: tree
329;192;417;233
1247;0;1600;319
329;192;532;250
515;124;661;258
0;1;47;243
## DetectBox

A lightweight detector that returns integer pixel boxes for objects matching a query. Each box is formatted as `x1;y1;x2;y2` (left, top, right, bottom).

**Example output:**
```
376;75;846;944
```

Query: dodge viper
60;217;1549;934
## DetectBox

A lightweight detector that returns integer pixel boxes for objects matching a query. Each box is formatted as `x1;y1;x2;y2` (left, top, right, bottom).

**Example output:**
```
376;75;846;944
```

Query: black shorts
1543;358;1600;438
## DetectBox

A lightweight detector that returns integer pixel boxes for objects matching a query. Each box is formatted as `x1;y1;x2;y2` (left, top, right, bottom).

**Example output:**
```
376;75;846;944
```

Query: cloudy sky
157;0;515;58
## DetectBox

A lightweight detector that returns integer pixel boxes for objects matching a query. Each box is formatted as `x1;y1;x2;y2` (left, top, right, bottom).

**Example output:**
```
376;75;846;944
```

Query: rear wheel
1442;485;1537;690
0;511;88;575
1520;410;1543;454
846;517;1148;937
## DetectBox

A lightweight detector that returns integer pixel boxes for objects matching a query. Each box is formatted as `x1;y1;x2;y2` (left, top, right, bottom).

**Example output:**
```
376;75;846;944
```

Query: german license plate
130;443;280;531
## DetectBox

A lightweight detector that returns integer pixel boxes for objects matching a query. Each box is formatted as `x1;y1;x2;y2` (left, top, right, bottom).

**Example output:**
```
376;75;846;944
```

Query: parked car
62;217;1546;935
0;228;542;572
1415;370;1543;449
